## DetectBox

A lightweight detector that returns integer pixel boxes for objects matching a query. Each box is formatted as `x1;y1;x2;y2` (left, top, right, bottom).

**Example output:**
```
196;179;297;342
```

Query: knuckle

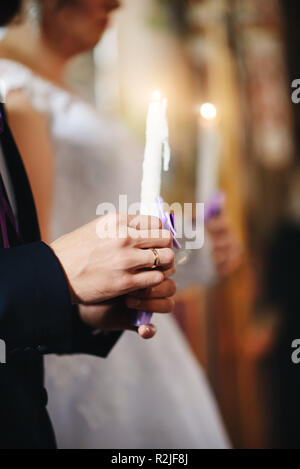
115;238;126;249
152;271;164;286
139;287;151;298
157;271;165;283
129;215;140;229
164;298;175;313
151;216;162;229
169;298;176;311
119;254;132;271
166;249;175;265
105;212;115;222
145;250;154;268
116;212;128;226
167;279;177;296
162;230;173;245
116;234;131;249
120;273;134;292
134;271;164;290
164;265;176;278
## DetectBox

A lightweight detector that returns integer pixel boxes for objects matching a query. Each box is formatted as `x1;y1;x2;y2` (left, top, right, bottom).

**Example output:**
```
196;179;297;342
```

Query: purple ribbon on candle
132;193;225;326
133;197;181;327
204;191;226;223
156;197;182;250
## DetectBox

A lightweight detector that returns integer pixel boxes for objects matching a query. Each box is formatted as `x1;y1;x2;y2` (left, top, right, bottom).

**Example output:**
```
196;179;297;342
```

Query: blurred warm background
65;0;300;449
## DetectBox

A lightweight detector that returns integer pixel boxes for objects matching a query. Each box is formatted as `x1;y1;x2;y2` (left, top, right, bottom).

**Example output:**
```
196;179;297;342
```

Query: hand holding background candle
197;104;242;277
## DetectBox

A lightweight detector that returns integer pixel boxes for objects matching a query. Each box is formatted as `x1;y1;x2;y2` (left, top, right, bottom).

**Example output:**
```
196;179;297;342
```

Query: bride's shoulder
0;59;44;124
0;58;72;115
0;61;52;147
0;58;33;92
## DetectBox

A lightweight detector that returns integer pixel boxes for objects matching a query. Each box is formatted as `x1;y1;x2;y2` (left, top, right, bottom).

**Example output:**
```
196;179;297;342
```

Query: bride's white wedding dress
0;58;230;449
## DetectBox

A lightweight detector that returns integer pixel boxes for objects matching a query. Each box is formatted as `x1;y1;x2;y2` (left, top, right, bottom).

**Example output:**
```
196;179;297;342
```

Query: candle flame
200;103;217;121
152;90;161;101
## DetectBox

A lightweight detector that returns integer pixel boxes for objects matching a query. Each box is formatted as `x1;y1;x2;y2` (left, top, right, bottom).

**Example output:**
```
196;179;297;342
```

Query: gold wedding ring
150;248;160;269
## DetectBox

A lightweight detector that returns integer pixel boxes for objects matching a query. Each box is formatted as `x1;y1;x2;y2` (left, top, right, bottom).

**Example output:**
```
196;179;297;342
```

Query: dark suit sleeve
71;308;123;358
0;242;121;358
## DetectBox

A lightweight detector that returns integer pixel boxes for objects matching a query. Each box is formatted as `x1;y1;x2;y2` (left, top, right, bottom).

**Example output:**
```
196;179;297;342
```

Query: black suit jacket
0;103;122;449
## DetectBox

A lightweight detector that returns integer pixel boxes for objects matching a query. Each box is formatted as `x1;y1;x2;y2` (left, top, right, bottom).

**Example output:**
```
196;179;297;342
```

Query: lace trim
0;58;72;114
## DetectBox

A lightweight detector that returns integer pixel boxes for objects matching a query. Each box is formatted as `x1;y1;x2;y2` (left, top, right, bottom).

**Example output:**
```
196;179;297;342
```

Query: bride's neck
0;22;68;85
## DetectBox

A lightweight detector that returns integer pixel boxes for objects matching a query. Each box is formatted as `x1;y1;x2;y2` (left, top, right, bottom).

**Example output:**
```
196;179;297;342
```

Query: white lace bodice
0;58;141;240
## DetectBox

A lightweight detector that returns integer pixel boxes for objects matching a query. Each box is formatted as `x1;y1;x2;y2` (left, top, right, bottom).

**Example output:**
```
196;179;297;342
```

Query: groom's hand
51;213;175;306
79;278;177;340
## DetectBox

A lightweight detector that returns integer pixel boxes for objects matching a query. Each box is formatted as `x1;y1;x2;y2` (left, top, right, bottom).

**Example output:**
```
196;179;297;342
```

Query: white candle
140;90;171;217
197;103;221;203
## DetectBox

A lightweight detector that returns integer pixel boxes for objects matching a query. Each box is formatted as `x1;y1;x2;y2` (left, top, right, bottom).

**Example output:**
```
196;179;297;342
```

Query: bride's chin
48;26;108;57
81;27;108;50
60;35;105;57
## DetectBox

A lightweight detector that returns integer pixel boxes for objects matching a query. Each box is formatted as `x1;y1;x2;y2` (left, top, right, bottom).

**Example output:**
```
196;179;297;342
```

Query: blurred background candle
197;103;222;204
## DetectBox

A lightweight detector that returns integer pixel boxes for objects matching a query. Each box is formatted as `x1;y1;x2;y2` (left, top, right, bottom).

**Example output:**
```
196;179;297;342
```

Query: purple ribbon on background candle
133;197;181;327
204;191;226;223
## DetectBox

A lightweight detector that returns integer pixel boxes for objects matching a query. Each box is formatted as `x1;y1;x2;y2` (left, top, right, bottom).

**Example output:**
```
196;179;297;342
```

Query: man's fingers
103;314;157;340
138;324;157;339
161;264;176;278
112;214;162;233
150;279;177;297
127;215;162;231
130;279;177;300
129;228;173;249
130;270;165;292
131;247;175;270
126;297;175;314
